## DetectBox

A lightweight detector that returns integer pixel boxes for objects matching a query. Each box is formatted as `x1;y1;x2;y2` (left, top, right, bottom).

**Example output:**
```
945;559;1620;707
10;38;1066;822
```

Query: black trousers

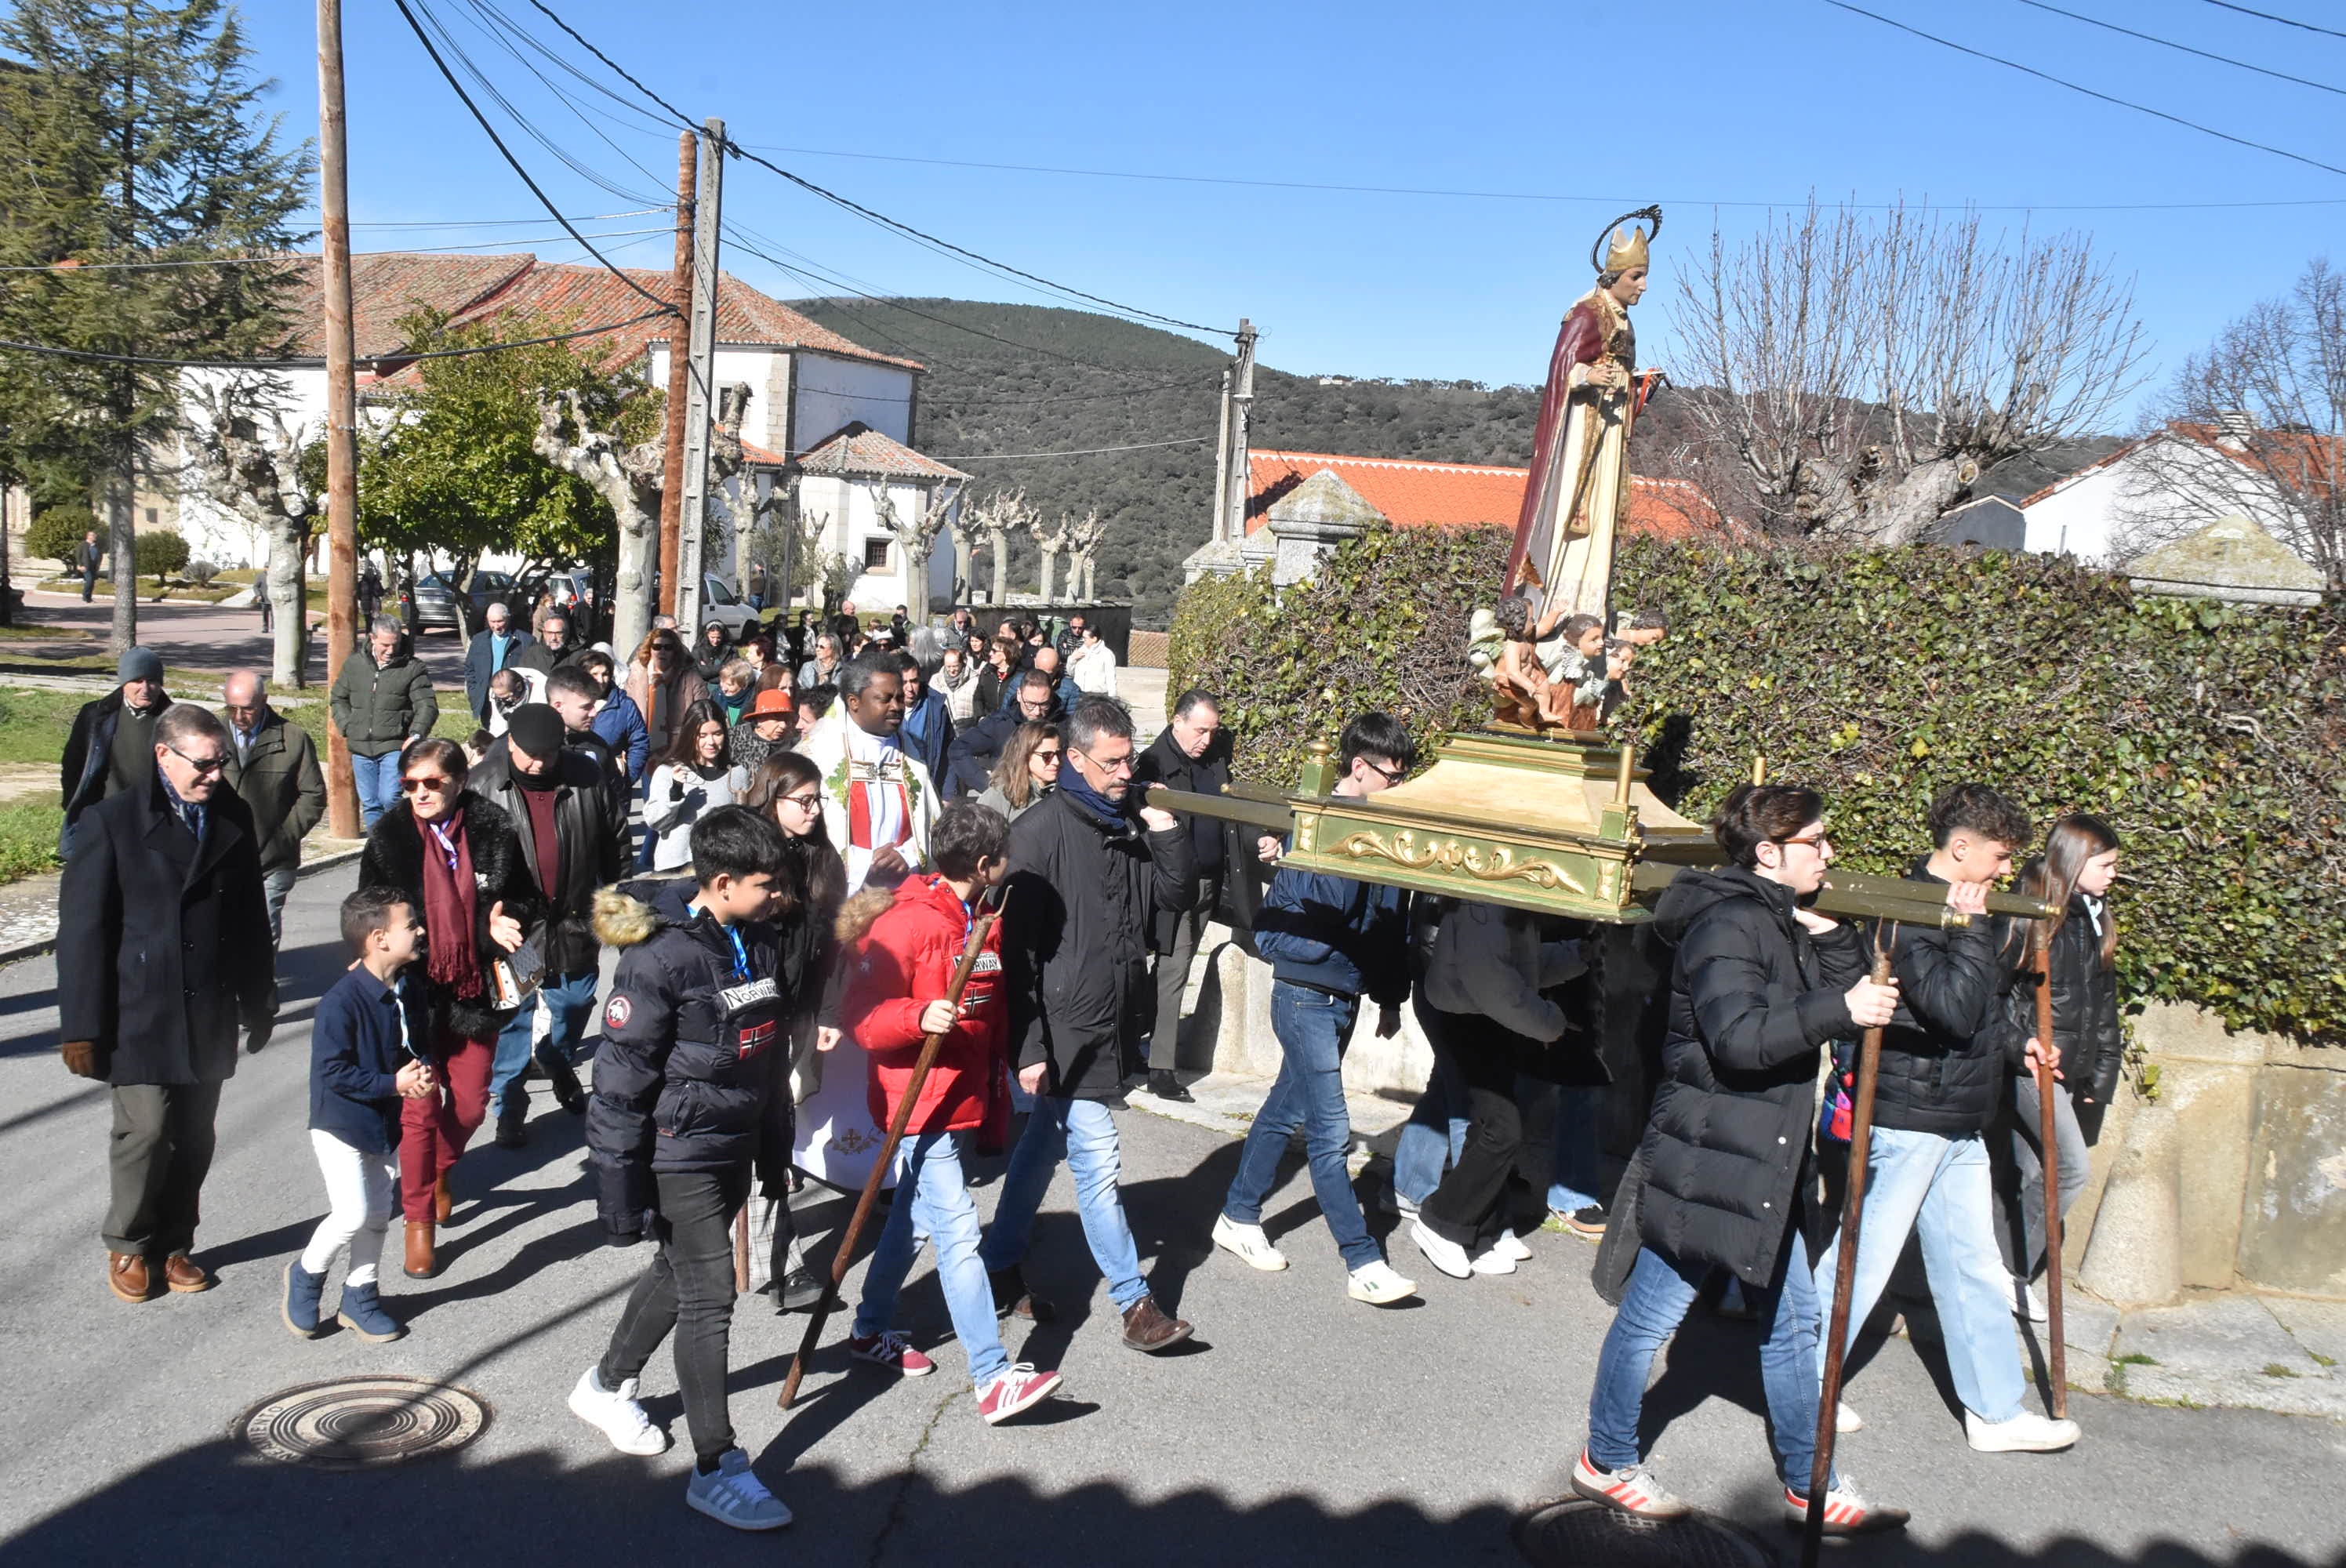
103;1082;223;1257
1418;1009;1535;1253
600;1165;750;1462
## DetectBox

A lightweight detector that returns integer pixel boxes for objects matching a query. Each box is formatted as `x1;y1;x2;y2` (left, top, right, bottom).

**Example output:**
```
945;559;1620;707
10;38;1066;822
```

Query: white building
2011;419;2326;568
791;423;971;612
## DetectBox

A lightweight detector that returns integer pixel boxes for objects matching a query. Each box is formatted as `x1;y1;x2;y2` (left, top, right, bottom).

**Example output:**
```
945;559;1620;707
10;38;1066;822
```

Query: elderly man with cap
60;647;172;858
471;703;623;1147
219;668;325;949
58;702;276;1302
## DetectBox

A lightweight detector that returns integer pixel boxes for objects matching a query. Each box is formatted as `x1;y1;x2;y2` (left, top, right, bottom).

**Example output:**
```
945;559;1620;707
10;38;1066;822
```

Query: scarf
418;806;484;1000
1057;760;1128;829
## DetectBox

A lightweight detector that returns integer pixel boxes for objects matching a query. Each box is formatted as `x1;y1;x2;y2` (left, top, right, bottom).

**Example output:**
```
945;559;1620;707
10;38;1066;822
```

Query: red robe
1504;299;1638;590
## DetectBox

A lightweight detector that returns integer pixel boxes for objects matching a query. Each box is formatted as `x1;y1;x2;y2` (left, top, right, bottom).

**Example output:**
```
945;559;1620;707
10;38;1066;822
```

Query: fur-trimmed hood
593;873;697;949
833;886;895;947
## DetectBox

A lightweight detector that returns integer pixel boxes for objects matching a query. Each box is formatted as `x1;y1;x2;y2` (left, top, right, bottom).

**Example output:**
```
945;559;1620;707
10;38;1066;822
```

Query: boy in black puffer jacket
568;807;796;1534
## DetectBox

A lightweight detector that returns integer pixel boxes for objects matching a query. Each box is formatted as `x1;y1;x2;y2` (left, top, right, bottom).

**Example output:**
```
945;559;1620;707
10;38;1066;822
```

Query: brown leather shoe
404;1221;438;1279
434;1174;453;1224
1120;1294;1193;1353
107;1251;151;1303
162;1253;212;1293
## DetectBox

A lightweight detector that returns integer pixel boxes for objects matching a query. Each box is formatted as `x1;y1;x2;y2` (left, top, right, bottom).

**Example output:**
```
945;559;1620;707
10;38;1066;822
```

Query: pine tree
0;0;309;650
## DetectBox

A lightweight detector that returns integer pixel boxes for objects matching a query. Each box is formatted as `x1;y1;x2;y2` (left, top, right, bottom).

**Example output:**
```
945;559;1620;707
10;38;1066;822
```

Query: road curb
0;843;365;970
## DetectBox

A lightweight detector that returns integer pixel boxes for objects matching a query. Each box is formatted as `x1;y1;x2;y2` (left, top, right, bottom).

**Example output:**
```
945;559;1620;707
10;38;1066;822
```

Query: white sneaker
1836;1400;1865;1434
1782;1472;1909;1535
1469;1243;1517;1276
1346;1259;1417;1305
1965;1409;2080;1454
2014;1276;2049;1325
1494;1229;1533;1261
568;1366;670;1456
1571;1450;1693;1519
1410;1219;1472;1279
685;1447;794;1531
1211;1213;1289;1272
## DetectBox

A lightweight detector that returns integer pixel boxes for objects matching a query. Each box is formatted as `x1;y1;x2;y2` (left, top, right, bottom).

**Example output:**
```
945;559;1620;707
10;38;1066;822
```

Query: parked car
405;569;515;633
698;573;760;637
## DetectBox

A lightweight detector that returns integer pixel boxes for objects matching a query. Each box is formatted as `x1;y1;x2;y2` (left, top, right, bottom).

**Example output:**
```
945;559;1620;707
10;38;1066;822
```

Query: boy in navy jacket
284;887;435;1342
1213;713;1420;1306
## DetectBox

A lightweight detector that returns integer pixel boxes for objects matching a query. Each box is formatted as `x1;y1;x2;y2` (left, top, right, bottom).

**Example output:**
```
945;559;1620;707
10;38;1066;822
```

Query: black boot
1147;1069;1194;1105
990;1265;1055;1323
546;1058;588;1116
492;1106;528;1149
775;1267;826;1314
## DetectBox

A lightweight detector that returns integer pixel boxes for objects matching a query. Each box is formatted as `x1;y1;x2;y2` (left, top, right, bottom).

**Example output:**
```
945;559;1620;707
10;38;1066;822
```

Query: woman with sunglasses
977;721;1060;826
645;700;749;872
739;753;848;1312
358;737;542;1278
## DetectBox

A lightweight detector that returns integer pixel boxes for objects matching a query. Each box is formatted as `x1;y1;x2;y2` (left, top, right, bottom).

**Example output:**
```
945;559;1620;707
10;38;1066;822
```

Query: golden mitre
1602;222;1650;274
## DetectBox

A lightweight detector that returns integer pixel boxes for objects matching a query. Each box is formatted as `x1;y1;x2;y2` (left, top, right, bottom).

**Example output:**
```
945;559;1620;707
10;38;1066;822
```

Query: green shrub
1170;525;2346;1044
134;528;191;579
24;508;93;571
0;794;64;884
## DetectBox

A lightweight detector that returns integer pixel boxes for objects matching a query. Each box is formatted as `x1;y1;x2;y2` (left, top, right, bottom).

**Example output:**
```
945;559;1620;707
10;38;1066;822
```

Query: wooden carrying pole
315;0;361;838
779;895;1004;1410
1802;928;1896;1567
2034;917;2068;1417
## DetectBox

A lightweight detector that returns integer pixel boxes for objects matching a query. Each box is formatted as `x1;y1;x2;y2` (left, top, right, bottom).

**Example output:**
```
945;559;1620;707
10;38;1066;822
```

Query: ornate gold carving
1330;829;1590;896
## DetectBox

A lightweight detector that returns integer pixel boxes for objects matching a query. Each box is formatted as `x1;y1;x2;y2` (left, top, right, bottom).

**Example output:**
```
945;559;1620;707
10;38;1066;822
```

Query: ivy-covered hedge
1168;527;2346;1045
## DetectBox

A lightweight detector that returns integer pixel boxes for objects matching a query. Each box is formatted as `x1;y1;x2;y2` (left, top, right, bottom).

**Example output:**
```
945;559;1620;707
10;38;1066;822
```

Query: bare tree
1672;201;2147;543
2113;258;2344;590
964;487;1033;604
868;478;964;619
1030;508;1071;600
534;390;664;659
1063;508;1109;600
181;376;315;685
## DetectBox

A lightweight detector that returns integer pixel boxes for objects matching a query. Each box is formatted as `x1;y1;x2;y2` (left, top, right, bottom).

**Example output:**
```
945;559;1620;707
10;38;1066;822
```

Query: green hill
788;297;1667;626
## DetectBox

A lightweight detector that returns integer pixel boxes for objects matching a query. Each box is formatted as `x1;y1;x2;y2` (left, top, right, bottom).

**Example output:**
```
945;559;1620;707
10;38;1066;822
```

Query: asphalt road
2;860;2341;1568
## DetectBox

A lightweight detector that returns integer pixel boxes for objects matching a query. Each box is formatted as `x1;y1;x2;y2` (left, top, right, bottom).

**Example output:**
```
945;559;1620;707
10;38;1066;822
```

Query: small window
862;538;892;571
144;508;158;524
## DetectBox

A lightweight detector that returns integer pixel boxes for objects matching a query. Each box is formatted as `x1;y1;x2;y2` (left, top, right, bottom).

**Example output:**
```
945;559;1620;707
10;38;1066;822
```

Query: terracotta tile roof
2018;422;2341;509
796;421;969;482
1243;450;1726;541
274;252;921;384
738;437;788;466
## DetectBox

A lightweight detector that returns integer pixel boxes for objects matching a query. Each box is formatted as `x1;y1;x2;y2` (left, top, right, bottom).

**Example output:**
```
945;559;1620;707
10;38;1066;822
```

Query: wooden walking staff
779;891;1005;1410
1802;924;1898;1568
2033;916;2068;1417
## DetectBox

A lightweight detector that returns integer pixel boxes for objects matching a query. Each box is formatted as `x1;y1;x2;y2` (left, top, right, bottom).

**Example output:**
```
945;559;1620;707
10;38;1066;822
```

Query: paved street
2;859;2341;1568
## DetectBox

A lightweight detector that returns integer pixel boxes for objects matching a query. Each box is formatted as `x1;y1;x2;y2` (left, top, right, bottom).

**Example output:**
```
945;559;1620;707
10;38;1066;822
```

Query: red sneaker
975;1363;1063;1425
847;1329;935;1377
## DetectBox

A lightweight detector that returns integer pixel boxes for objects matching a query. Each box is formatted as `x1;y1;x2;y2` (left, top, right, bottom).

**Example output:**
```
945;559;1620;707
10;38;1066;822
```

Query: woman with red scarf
358;737;541;1277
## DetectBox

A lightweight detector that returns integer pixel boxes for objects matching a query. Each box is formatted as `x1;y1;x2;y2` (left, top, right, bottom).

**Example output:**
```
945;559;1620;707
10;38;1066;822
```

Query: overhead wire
0;228;665;270
2014;0;2346;96
0;304;676;368
1821;0;2346;178
935;437;1212;460
2199;0;2346;42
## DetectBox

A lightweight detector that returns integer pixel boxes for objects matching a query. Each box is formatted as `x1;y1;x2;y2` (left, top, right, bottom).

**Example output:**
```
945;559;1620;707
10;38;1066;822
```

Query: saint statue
1505;205;1663;643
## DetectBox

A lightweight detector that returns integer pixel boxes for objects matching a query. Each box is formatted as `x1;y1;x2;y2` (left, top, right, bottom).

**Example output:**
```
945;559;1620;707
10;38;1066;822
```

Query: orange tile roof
1244;450;1725;541
797;422;970;481
2019;421;2341;509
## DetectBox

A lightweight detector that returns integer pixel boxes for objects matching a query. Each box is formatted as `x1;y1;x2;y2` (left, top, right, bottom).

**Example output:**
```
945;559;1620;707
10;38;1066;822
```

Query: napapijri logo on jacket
720;976;779;1011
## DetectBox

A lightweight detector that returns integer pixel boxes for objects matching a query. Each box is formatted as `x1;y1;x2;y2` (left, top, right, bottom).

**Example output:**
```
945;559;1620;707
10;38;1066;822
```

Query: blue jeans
350;751;401;833
1394;994;1468;1206
489;968;601;1120
857;1131;1010;1388
1546;1085;1605;1215
1588;1238;1830;1492
980;1094;1147;1311
1813;1127;2025;1423
1223;982;1378;1269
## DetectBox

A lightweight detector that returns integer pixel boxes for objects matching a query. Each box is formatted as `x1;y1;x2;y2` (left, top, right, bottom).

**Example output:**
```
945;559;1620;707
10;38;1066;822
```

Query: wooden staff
733;1207;750;1294
778;891;1004;1410
1802;924;1897;1568
2033;916;2068;1417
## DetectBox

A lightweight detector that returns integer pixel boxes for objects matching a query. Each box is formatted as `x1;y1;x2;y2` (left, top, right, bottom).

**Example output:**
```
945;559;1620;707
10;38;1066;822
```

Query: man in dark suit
58;703;277;1303
464;600;525;721
220;669;325;950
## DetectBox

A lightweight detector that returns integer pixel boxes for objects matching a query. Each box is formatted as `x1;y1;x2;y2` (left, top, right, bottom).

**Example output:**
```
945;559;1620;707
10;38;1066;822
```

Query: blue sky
237;0;2342;421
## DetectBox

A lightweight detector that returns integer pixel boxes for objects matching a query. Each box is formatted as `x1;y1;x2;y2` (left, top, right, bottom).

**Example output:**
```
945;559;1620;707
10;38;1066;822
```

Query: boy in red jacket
837;800;1063;1425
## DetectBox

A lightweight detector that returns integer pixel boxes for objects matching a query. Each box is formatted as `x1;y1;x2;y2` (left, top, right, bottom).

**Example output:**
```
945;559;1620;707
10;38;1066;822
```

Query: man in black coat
512;607;584;681
60;647;172;858
976;695;1198;1354
473;704;624;1147
58;703;276;1303
464;599;527;721
942;668;1057;797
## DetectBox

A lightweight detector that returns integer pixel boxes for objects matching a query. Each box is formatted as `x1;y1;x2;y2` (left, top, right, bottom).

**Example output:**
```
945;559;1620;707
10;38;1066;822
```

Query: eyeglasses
779;790;822;811
1362;759;1408;786
1076;748;1135;775
1777;832;1832;850
167;744;228;775
401;775;456;794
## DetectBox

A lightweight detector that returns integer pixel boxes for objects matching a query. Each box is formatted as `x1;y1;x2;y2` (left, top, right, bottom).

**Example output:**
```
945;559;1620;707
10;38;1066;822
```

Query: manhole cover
1515;1499;1777;1568
231;1376;491;1469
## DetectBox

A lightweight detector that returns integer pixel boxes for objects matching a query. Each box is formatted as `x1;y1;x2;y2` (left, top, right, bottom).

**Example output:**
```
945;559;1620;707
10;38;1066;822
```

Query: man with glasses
218;669;325;950
330;616;439;831
979;695;1200;1353
58;703;276;1304
945;668;1058;798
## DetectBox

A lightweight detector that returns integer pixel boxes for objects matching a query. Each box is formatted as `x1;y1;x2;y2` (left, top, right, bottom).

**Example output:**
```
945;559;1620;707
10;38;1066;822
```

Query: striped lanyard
724;924;751;983
425;818;461;873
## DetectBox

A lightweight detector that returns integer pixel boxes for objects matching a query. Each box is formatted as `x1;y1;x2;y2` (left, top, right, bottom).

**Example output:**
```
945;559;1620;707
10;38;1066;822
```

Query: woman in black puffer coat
1573;783;1908;1534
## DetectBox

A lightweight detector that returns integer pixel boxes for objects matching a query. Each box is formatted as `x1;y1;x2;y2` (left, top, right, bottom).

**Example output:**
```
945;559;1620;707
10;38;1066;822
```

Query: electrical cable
0;229;664;270
2200;0;2346;42
348;209;659;227
2015;0;2345;96
1822;1;2346;178
0;304;675;368
934;437;1211;460
390;0;676;312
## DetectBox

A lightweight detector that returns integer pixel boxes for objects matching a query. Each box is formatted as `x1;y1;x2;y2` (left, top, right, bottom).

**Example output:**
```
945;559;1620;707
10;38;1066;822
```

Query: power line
1823;0;2346;178
2016;0;2346;96
0;304;674;368
735;140;2346;213
2201;0;2346;42
932;437;1213;461
347;209;660;228
520;0;697;129
0;228;666;270
390;0;676;313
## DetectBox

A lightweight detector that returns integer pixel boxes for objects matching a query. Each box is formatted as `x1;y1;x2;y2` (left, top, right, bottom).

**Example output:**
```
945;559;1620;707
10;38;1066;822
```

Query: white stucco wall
170;366;329;568
644;343;786;453
795;472;956;612
792;353;915;454
2023;438;2305;565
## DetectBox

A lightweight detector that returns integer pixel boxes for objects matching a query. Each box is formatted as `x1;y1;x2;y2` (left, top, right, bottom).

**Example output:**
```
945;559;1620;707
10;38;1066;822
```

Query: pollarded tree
868;480;963;617
183;374;315;684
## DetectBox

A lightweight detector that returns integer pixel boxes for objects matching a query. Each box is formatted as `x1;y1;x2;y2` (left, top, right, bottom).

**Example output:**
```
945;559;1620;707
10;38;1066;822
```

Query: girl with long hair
645;700;747;871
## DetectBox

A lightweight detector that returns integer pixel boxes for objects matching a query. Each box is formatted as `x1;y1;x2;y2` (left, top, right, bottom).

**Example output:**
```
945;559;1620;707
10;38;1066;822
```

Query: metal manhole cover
231;1376;491;1469
1515;1499;1777;1568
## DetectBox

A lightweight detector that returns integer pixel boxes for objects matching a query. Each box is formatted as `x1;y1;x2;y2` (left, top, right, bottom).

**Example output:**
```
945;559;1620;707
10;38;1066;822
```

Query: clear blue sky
238;0;2343;419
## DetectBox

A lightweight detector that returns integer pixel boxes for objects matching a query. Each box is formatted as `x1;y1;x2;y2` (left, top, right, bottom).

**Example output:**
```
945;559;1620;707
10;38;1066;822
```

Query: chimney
2214;408;2257;448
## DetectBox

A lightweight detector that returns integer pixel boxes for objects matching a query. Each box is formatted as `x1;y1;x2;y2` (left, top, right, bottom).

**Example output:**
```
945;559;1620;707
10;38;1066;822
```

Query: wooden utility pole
1209;366;1232;547
1222;320;1257;543
672;117;724;634
317;0;360;838
657;129;696;622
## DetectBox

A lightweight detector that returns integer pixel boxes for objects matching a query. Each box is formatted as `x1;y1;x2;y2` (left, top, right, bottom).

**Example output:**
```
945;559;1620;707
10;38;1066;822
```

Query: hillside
788;298;1712;625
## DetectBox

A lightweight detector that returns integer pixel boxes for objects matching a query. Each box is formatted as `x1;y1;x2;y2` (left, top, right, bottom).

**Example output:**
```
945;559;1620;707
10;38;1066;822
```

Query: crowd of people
48;597;2123;1538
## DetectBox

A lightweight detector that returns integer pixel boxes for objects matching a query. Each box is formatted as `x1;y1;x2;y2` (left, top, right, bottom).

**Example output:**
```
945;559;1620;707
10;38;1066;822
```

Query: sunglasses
1362;759;1408;785
401;775;456;794
167;744;228;775
1035;748;1063;762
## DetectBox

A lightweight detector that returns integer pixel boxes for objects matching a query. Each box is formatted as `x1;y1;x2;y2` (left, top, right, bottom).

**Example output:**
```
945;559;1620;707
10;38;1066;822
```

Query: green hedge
1170;526;2346;1044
